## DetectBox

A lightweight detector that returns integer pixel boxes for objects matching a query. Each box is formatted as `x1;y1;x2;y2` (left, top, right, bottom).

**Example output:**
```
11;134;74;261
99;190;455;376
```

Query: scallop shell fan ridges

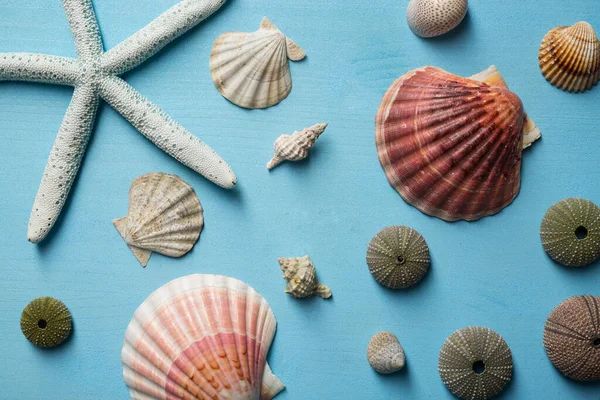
366;226;430;289
113;173;204;267
544;295;600;381
375;66;526;221
210;17;306;109
438;326;513;400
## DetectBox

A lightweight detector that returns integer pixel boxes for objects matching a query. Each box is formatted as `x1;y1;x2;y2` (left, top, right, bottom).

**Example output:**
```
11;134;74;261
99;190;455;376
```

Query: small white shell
210;17;306;109
267;123;328;170
113;173;203;267
278;255;332;299
406;0;468;38
367;332;406;374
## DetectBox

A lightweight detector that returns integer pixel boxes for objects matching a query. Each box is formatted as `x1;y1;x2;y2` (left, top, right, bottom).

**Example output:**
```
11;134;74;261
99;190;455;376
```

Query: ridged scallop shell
113;173;204;267
122;274;285;400
539;22;600;93
375;66;536;221
210;17;306;109
543;295;600;381
367;332;406;374
406;0;468;38
20;297;72;348
366;226;430;289
438;327;513;400
540;198;600;267
278;255;332;299
267;123;328;170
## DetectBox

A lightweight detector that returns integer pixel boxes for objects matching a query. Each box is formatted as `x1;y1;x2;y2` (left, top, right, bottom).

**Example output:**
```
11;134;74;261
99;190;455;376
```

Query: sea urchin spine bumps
20;297;72;348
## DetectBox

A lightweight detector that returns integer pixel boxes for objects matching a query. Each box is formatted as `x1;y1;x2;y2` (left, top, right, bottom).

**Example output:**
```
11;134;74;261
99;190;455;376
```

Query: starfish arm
98;75;236;188
0;53;79;85
28;84;100;243
100;0;226;75
62;0;104;59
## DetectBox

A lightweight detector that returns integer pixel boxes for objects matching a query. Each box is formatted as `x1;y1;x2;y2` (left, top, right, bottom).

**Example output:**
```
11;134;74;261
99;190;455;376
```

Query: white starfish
0;0;237;243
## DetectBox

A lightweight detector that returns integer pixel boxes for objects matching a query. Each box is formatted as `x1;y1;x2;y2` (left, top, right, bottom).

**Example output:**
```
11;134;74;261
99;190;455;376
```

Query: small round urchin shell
366;226;430;289
406;0;468;38
544;295;600;381
20;297;72;348
540;198;600;267
438;326;513;400
367;331;405;374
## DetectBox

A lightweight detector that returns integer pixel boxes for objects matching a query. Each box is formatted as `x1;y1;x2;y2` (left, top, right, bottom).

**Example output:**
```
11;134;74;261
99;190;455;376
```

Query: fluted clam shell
113;173;204;267
367;332;405;374
438;326;513;400
267;123;328;170
540;198;600;267
406;0;468;38
122;274;285;400
366;226;430;289
543;295;600;381
375;66;526;221
210;17;306;109
539;22;600;93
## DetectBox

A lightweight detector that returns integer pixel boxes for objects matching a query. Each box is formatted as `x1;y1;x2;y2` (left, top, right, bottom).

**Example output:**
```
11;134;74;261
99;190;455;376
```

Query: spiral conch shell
367;332;406;374
278;255;332;299
539;22;600;93
210;17;306;109
267;123;328;170
375;65;540;222
406;0;468;38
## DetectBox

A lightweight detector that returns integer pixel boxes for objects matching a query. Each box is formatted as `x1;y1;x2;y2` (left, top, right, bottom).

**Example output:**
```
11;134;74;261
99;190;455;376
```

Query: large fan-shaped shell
210;17;306;109
406;0;468;38
375;66;526;221
543;295;600;381
122;274;285;400
539;22;600;93
113;173;204;267
366;226;430;289
540;198;600;267
438;326;513;400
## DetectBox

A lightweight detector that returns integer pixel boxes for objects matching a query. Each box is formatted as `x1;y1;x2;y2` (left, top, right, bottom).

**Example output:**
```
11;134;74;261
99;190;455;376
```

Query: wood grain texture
0;0;599;398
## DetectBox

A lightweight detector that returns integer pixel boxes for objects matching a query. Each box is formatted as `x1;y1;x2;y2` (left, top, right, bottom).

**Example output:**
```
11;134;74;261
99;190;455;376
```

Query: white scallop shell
267;123;328;170
406;0;468;38
113;173;203;267
210;17;306;109
122;274;285;400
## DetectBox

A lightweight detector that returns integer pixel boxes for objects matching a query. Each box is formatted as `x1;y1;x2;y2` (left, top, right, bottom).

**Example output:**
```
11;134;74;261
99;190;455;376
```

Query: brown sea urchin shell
539;22;600;93
544;295;600;381
375;66;527;221
439;326;513;400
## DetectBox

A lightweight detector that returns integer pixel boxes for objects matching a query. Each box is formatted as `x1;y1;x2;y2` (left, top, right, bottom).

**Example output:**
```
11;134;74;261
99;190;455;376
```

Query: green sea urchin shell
366;226;430;289
438;326;513;400
20;297;72;348
540;198;600;267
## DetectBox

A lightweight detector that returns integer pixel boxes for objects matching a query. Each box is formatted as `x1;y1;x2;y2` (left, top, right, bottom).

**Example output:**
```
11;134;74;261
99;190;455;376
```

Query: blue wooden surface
0;0;599;398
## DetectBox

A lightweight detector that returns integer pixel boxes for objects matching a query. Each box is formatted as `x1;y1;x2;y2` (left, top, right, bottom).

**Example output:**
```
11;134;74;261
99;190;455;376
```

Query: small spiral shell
540;198;600;267
366;226;430;289
367;332;405;374
267;123;328;170
278;255;332;299
438;326;513;400
406;0;468;38
20;297;72;348
544;295;600;381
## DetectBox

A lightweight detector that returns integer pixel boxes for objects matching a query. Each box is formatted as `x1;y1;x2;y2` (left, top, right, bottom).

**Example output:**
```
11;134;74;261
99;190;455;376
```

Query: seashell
375;66;540;221
367;332;406;374
366;226;430;289
438;326;513;400
210;17;306;109
539;22;600;93
20;297;72;348
278;255;332;299
543;295;600;381
122;274;285;400
540;198;600;267
267;123;328;170
406;0;468;38
113;173;204;267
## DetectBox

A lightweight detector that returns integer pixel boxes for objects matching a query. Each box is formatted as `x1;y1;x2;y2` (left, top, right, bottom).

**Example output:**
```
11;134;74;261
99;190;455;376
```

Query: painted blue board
0;0;599;398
